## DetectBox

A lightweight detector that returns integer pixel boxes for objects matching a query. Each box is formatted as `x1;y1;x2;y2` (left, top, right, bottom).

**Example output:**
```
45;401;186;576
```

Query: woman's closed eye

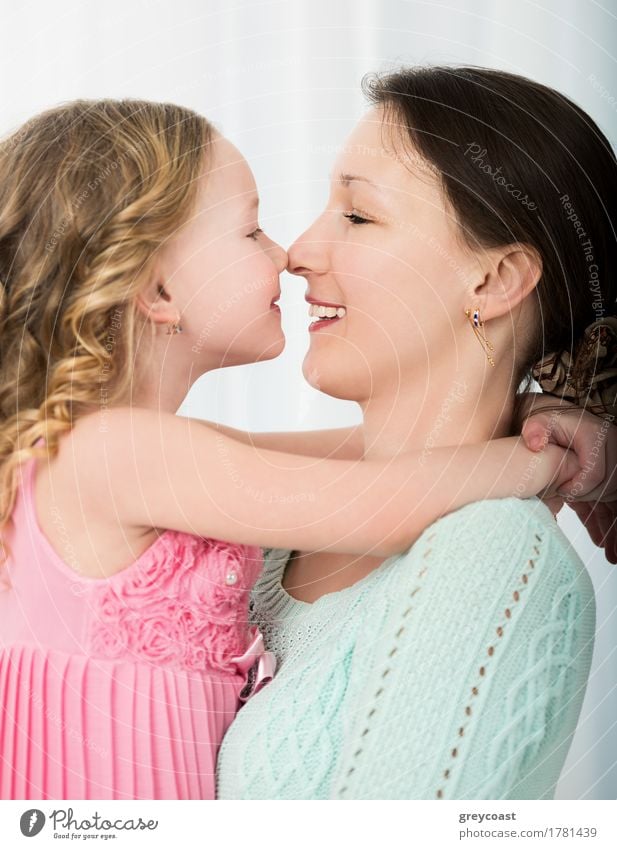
343;211;372;225
247;227;263;241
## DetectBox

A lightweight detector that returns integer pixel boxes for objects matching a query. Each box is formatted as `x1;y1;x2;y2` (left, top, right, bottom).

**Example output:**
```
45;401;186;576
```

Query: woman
216;66;617;799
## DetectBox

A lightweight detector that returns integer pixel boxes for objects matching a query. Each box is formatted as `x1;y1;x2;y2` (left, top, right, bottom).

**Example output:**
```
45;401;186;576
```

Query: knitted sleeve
332;497;596;800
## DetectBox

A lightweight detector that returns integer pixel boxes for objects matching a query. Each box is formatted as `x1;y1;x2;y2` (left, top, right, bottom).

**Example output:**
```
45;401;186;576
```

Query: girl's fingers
521;417;550;452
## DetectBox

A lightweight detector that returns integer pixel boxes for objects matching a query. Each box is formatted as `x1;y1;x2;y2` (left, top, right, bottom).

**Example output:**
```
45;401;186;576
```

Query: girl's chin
256;333;285;361
222;333;286;367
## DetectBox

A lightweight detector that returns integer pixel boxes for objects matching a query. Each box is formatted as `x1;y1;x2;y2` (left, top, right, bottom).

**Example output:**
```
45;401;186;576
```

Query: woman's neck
359;367;515;461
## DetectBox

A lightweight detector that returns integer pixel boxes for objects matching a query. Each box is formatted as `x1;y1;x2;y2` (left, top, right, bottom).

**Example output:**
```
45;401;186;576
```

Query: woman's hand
521;404;617;563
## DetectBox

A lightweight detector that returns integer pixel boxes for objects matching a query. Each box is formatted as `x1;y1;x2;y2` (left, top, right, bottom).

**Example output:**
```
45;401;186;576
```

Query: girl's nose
265;238;288;274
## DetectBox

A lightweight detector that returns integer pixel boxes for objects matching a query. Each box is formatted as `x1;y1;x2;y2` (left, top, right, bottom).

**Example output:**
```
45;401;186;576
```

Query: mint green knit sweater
216;496;596;799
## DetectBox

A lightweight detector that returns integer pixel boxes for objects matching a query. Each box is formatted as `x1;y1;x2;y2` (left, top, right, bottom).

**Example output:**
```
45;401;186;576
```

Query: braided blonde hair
0;98;213;568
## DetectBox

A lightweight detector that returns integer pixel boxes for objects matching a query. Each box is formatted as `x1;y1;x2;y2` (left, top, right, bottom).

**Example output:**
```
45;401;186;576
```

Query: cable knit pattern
216;496;596;800
0;446;265;799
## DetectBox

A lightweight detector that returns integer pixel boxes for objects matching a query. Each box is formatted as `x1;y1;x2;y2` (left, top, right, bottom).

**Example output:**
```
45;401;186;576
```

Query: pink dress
0;439;274;800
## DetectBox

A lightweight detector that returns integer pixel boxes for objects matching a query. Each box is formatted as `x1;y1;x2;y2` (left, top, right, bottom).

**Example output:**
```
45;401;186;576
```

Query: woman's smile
306;295;347;332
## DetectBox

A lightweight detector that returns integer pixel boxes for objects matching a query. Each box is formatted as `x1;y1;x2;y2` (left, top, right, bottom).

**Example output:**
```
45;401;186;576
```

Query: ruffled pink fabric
0;441;271;799
86;532;263;674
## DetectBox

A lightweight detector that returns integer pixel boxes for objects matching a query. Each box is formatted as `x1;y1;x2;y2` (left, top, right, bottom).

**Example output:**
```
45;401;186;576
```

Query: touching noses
263;237;288;274
287;217;330;277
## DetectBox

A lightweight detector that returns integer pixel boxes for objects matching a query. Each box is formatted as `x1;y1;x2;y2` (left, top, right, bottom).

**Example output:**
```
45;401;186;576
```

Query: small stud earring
166;317;183;334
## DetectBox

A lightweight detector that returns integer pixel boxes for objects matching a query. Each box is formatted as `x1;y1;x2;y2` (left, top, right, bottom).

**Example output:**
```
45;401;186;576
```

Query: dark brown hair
363;65;617;430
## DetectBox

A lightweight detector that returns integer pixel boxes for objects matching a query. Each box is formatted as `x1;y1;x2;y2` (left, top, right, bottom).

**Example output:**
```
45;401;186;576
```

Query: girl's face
153;133;287;370
287;107;480;401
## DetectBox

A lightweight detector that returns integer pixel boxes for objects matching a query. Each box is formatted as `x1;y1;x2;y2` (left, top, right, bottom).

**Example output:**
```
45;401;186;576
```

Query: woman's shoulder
425;494;557;536
387;496;594;607
335;495;597;800
412;495;576;557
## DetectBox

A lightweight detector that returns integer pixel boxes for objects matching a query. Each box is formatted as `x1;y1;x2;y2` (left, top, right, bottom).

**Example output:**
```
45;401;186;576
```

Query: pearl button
225;571;238;586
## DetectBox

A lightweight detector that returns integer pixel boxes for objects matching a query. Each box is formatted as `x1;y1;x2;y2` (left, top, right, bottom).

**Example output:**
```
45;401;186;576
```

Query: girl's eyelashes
247;227;263;241
343;211;372;225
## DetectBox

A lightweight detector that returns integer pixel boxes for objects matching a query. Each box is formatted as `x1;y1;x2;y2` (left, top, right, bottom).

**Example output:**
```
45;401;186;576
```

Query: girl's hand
521;406;617;562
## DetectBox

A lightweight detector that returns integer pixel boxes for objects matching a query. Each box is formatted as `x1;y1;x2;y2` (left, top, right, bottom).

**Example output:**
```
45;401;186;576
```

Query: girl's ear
134;280;177;327
470;244;542;321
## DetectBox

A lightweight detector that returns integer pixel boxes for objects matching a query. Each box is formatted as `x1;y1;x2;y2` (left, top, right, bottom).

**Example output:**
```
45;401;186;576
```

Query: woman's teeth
309;304;346;320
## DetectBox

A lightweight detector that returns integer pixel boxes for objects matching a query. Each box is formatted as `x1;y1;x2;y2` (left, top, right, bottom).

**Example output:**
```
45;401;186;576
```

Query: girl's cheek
251;253;279;284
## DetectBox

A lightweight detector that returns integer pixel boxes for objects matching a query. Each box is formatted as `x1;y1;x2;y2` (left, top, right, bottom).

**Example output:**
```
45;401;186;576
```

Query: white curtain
1;0;615;798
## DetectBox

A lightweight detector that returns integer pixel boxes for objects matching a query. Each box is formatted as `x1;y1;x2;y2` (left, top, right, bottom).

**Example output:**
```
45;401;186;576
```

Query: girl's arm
199;420;365;460
196;389;549;461
200;393;609;478
75;406;576;557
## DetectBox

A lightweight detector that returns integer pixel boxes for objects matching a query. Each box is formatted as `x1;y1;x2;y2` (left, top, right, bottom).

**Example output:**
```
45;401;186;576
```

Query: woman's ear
470;244;542;321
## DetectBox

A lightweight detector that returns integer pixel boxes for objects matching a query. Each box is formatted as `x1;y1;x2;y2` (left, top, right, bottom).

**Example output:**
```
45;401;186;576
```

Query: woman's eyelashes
343;210;372;225
247;227;263;241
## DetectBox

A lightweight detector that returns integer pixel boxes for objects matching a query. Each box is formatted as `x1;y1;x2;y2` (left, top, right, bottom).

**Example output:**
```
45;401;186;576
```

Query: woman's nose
287;224;328;277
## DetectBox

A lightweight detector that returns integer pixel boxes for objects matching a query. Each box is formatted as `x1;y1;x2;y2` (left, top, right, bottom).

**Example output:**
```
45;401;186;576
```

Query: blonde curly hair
0;98;213;568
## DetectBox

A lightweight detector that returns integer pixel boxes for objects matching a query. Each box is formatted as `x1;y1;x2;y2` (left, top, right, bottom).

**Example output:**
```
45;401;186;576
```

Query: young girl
0;99;607;801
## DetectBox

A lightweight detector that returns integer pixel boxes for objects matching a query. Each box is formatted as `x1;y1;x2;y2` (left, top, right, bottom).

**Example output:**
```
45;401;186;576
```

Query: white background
0;0;615;798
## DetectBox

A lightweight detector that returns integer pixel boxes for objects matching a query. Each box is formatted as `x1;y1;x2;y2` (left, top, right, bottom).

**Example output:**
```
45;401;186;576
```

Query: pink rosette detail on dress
86;531;264;674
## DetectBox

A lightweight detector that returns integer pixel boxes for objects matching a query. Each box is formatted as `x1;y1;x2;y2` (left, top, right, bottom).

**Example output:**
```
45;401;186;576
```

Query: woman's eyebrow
334;173;389;197
337;172;377;187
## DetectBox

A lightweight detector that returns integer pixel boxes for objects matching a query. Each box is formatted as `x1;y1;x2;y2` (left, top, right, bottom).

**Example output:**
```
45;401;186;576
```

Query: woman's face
154;133;287;370
287;107;480;402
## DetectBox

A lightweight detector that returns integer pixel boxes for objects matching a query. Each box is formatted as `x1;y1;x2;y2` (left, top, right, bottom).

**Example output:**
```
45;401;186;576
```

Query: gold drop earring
465;307;495;367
